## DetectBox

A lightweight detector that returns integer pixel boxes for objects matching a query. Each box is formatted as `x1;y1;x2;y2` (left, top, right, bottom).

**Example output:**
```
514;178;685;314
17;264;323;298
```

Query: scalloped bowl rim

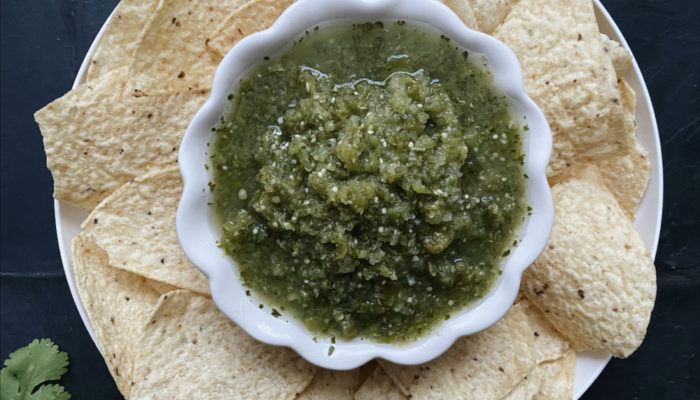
177;0;552;370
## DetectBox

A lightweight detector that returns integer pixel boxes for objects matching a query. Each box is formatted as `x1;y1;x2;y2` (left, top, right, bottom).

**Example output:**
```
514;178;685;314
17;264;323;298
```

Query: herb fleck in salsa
211;22;527;342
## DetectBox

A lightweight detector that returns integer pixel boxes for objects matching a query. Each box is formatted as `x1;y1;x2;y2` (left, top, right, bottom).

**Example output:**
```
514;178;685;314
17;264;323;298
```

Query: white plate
54;1;662;397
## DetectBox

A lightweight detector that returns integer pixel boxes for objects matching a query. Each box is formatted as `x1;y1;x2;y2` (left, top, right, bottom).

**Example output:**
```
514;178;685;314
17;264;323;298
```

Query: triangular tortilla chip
129;0;249;94
72;234;161;398
379;302;537;400
503;347;576;400
86;0;159;81
440;0;479;30
35;67;207;210
355;365;407;400
206;0;295;58
494;0;629;180
81;166;210;295
503;366;545;400
468;0;517;34
130;290;315;399
296;368;359;400
597;80;650;219
533;349;576;400
520;299;570;364
600;33;632;78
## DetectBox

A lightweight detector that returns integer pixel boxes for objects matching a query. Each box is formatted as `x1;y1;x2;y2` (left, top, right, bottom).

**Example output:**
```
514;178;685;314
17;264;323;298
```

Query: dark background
1;0;698;398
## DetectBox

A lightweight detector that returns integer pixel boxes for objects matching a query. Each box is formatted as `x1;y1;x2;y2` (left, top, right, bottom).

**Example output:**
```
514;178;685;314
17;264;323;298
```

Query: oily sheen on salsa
211;22;527;342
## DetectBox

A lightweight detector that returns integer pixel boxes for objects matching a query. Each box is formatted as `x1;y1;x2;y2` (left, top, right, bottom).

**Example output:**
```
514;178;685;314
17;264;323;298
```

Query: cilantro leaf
0;339;71;400
27;384;71;400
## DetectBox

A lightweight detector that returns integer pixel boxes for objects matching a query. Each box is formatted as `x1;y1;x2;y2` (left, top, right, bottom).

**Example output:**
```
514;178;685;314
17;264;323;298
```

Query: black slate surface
1;0;698;398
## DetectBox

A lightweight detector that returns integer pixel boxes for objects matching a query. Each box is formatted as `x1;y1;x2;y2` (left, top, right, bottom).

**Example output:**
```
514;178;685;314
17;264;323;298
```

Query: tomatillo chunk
211;22;527;342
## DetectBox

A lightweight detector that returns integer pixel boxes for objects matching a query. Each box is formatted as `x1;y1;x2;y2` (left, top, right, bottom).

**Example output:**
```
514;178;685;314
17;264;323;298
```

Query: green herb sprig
0;339;71;400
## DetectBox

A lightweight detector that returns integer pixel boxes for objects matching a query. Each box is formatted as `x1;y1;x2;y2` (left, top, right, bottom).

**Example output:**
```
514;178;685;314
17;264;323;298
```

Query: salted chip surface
34;67;207;210
440;0;479;30
355;365;407;400
522;166;656;358
520;299;570;364
206;0;295;57
501;299;570;399
533;349;576;400
598;139;650;220
146;279;180;295
207;0;474;59
503;347;576;400
129;0;248;94
494;0;628;179
468;0;517;34
380;302;537;400
72;234;161;398
130;290;315;399
598;80;650;219
296;368;358;400
502;365;544;400
86;0;159;81
82;166;210;295
601;33;633;78
619;79;637;132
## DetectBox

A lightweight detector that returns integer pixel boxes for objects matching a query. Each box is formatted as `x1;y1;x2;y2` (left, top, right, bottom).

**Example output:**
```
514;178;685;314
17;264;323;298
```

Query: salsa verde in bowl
177;0;553;369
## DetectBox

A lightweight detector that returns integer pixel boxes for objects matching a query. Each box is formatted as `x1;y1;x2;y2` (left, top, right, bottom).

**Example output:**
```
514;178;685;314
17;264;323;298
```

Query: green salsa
211;22;527;342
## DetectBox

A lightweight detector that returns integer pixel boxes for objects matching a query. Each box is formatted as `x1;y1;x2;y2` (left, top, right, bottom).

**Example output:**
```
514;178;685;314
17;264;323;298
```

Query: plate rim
53;1;663;397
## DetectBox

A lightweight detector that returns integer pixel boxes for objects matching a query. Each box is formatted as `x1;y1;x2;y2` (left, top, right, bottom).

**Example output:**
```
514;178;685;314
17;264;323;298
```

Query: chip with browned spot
130;0;250;94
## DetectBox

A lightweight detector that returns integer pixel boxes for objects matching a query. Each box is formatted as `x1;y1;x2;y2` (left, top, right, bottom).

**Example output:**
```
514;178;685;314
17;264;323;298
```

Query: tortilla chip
357;361;380;390
522;166;656;358
619;79;637;133
597;80;650;219
549;79;649;217
206;0;295;58
355;366;407;400
81;166;210;295
146;280;180;295
521;299;570;364
380;302;537;400
533;349;576;400
598;137;650;220
440;0;479;30
130;290;315;399
502;366;544;400
494;0;629;180
296;368;359;399
72;234;161;398
502;299;571;400
129;0;249;94
86;0;159;81
377;300;567;400
503;347;576;400
468;0;517;34
34;67;207;210
600;33;632;78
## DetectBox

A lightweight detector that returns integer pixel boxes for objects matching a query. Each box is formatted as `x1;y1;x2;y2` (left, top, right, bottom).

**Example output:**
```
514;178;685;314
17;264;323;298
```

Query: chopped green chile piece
211;22;527;342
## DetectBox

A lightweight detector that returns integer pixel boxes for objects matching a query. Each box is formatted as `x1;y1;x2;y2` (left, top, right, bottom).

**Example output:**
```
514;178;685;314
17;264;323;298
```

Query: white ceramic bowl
177;0;553;369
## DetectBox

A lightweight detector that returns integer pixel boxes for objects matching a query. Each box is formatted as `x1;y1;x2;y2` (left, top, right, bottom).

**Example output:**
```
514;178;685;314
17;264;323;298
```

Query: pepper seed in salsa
211;21;527;342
